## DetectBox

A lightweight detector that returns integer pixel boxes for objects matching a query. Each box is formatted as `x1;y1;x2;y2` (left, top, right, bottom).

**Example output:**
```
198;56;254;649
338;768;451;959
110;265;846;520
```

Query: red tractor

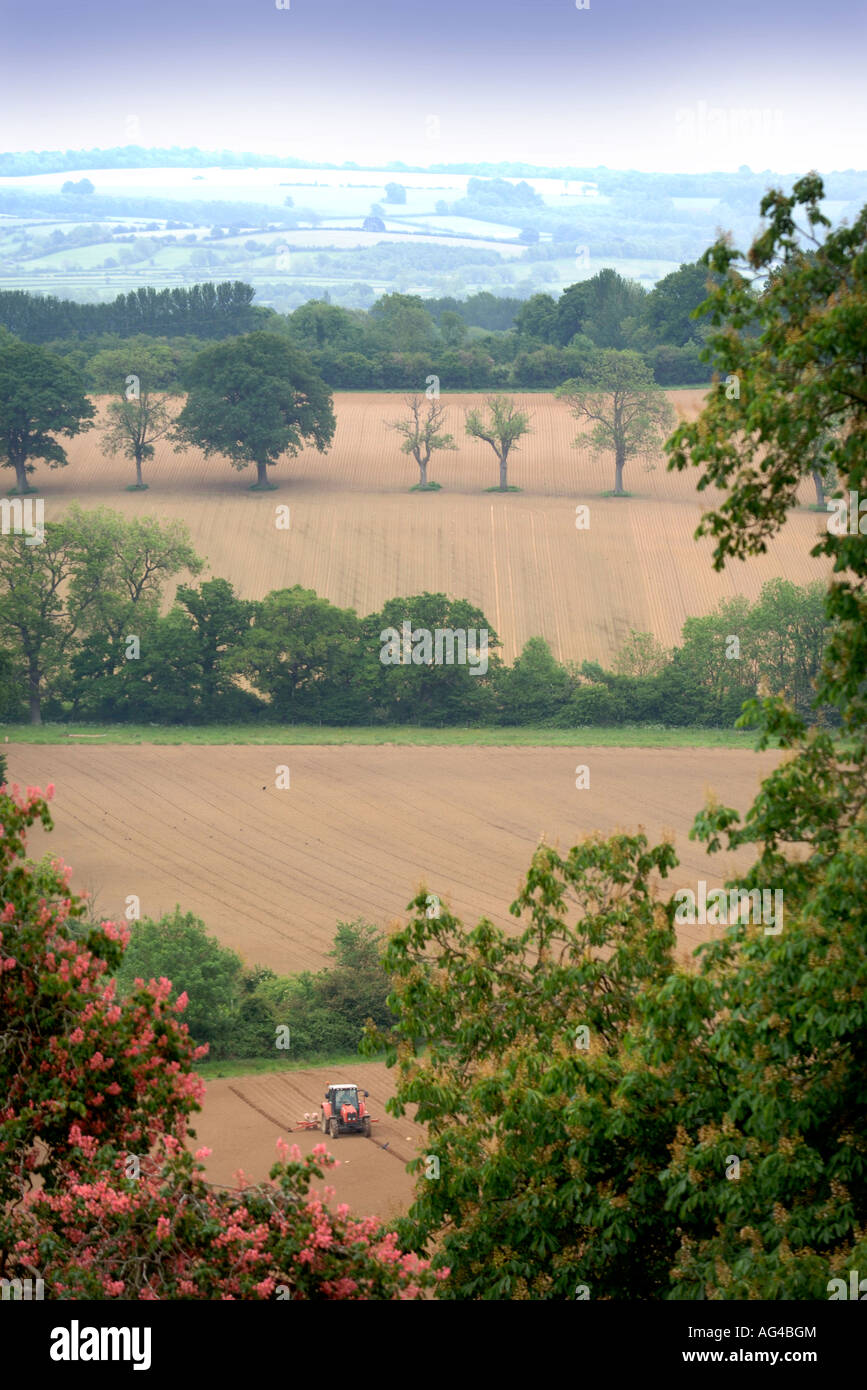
321;1083;372;1139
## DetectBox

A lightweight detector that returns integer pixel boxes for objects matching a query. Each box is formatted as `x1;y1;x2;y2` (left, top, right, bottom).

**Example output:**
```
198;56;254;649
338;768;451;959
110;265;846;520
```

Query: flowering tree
0;784;442;1299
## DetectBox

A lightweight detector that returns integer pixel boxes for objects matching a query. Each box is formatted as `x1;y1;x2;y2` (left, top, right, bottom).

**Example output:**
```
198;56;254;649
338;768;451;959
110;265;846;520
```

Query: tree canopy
0;338;94;493
557;349;675;495
172;332;336;488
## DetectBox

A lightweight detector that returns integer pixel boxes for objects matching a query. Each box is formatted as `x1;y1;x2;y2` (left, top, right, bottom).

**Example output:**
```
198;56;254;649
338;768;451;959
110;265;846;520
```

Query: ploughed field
192;1062;423;1217
12;743;785;975
38;390;827;666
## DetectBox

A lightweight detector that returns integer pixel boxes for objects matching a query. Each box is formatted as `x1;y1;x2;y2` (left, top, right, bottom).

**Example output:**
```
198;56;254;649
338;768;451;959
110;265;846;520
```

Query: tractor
321;1083;372;1138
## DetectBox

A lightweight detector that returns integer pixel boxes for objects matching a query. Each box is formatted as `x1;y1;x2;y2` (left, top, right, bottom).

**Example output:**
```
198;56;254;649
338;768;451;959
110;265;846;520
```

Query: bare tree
464;395;532;491
387;394;457;488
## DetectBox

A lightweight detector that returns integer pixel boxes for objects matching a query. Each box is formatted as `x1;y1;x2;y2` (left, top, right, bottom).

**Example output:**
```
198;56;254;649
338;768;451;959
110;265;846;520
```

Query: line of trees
0;325;691;497
113;912;395;1061
0;282;260;342
0;265;719;390
0;510;830;727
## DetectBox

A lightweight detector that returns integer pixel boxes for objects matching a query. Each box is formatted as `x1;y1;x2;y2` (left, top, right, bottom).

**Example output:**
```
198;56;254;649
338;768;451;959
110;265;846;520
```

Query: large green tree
0;523;83;724
116;908;245;1058
554;269;647;350
0;505;201;723
172;332;336;489
0;337;94;493
367;293;437;354
372;592;500;724
642;260;714;348
557;350;675;495
235;585;366;721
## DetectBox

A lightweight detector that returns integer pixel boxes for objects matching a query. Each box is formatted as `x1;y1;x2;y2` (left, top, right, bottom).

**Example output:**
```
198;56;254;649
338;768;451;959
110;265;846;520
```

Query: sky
2;0;864;174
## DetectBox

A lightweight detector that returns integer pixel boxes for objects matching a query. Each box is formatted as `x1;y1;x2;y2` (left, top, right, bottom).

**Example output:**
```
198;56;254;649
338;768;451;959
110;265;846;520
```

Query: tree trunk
812;469;824;508
14;458;29;494
28;658;41;726
614;452;625;495
499;455;508;490
419;459;428;487
135;453;144;488
255;459;269;487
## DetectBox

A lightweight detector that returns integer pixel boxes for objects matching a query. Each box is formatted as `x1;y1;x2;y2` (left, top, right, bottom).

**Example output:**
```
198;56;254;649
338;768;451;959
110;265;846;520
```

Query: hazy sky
3;0;864;173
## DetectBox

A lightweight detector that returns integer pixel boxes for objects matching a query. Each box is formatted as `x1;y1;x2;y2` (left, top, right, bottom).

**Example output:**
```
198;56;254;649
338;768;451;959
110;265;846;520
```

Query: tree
659;176;867;1294
174;577;257;719
0;519;97;724
98;351;179;489
384;182;407;204
235;585;367;721
438;311;467;349
554;269;646;349
0;785;442;1299
368;293;436;353
495;636;570;722
612;628;670;677
288;300;363;351
0;338;94;493
372;592;500;725
386;394;457;488
642;260;714;347
0;506;202;723
464;395;532;491
514;293;558;343
557;350;675;495
363;834;681;1299
116;908;245;1058
65;505;203;649
172;332;336;489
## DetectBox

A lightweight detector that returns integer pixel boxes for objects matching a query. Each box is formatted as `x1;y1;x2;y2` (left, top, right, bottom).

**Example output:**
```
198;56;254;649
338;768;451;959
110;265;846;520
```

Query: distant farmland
38;389;829;667
13;743;785;976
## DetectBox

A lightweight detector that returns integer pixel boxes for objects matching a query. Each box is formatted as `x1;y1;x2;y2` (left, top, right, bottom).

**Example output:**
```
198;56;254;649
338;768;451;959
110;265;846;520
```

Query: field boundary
1;722;764;749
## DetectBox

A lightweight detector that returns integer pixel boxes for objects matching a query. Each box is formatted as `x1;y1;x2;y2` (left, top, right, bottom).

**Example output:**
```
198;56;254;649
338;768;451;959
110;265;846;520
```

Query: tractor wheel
362;1116;371;1138
321;1111;328;1134
329;1117;339;1140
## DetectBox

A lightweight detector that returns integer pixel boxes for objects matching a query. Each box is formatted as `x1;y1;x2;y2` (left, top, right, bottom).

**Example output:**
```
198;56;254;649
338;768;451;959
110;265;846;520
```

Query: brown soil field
11;743;784;975
33;390;829;665
192;1062;423;1217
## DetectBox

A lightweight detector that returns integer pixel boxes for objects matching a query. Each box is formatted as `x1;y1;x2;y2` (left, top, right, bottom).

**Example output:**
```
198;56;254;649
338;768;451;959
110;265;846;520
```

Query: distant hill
2;147;866;202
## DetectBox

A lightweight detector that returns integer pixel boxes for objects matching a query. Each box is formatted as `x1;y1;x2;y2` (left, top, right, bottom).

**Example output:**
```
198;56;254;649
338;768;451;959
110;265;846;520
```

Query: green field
2;722;763;748
196;1051;388;1081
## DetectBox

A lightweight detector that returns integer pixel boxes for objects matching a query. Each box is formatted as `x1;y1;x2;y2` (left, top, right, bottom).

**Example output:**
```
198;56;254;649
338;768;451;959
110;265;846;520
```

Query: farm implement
319;1083;373;1138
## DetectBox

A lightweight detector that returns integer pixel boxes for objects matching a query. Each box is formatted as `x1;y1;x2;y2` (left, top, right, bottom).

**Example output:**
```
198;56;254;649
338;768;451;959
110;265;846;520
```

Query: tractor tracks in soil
227;1083;412;1165
228;1084;294;1134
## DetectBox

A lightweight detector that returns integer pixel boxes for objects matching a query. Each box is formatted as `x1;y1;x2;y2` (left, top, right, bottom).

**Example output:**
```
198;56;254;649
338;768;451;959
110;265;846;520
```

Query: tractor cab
321;1083;372;1138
